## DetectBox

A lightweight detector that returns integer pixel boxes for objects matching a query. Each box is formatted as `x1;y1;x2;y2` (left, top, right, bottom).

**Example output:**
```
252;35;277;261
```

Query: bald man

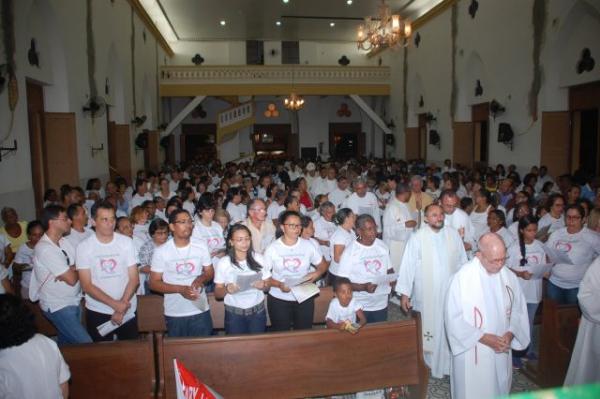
445;233;529;399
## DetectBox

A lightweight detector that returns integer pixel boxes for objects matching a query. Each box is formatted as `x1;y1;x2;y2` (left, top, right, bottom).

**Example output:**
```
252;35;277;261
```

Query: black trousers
85;308;139;342
267;294;314;331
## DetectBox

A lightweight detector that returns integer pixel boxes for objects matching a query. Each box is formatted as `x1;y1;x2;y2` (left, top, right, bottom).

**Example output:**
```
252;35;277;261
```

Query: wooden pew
157;318;429;399
137;286;335;333
536;299;581;388
60;336;156;399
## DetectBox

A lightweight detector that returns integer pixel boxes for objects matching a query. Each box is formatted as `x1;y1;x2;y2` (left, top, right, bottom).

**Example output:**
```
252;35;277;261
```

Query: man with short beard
396;204;467;378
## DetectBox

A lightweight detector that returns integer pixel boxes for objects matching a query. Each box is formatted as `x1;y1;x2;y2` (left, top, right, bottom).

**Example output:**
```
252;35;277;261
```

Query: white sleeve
445;275;484;356
14;246;30;264
383;207;410;241
213;257;229;284
395;235;418;296
309;241;324;265
325;301;337;322
150;248;165;273
336;246;354;278
508;274;531;350
578;258;600;323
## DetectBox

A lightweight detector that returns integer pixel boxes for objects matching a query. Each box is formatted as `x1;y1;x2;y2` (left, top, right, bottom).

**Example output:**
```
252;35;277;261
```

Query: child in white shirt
326;277;366;334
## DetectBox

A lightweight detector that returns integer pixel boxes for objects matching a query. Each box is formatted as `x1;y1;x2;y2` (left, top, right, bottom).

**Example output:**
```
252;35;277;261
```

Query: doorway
472;102;490;166
329;123;364;160
26;80;45;217
578;109;599;175
181;124;217;163
569;81;600;175
417;114;428;161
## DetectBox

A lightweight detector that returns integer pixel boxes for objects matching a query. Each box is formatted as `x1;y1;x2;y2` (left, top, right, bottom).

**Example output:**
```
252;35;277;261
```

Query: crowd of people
1;156;599;398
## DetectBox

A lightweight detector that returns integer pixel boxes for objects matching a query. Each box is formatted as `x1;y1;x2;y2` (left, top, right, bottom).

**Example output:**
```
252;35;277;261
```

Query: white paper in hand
290;283;320;303
235;272;262;292
96;312;135;337
543;244;574;265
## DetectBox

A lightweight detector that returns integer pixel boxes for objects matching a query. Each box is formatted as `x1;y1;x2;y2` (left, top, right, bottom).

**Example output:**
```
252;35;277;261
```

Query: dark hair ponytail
517;215;538;266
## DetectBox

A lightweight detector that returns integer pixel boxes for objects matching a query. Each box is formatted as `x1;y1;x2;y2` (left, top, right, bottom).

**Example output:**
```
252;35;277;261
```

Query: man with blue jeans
31;205;92;345
150;209;214;337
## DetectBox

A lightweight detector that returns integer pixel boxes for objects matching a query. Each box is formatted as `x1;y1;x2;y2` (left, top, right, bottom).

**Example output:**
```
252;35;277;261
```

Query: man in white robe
396;204;467;378
383;183;416;273
564;256;600;386
440;189;476;256
446;233;530;399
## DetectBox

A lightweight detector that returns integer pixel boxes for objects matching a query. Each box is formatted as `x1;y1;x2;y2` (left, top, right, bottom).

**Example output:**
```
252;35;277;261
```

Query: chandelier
284;93;304;111
357;0;412;51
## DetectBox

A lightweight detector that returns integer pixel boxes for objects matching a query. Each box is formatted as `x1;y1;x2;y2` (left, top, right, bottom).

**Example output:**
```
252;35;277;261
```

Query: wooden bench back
158;318;428;399
538;299;581;388
60;336;156;398
137;286;335;333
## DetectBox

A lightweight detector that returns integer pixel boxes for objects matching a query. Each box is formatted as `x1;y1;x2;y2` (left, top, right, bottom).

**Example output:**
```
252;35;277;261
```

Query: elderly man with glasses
243;198;276;254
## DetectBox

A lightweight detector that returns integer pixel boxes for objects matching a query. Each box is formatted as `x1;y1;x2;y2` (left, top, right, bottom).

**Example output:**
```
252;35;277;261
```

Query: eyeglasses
61;249;70;266
173;219;193;225
566;215;582;220
283;223;302;229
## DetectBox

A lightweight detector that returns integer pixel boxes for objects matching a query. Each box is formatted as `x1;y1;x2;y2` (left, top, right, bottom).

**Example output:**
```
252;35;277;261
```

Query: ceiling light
220;20;226;26
276;21;282;26
330;22;335;27
282;0;289;3
139;0;177;42
347;0;353;4
357;0;412;51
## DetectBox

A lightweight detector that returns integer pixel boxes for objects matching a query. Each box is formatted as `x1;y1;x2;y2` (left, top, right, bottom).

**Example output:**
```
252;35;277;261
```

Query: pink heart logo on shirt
207;237;221;249
100;259;117;274
555;241;572;253
176;262;196;276
283;257;301;273
526;255;539;264
364;259;382;274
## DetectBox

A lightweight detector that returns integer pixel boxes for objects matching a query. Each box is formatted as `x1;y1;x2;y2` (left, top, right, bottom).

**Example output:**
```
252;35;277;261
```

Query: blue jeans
166;311;213;337
364;307;388;324
43;305;93;345
547;281;579;305
526;302;539;355
225;307;267;335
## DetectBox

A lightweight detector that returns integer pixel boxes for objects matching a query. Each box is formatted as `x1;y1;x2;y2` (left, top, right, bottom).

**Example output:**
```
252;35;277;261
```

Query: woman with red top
295;177;313;210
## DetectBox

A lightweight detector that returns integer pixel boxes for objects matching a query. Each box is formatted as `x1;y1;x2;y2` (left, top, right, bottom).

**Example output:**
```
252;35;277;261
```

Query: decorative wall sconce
338;55;350;66
429;130;441;149
468;0;479;19
424;112;436;123
28;38;39;67
475;80;483;96
131;115;147;127
490;99;506;119
264;103;279;118
418;95;424;108
0;139;17;162
498;123;514;151
192;53;205;65
576;48;595;74
91;143;104;157
337;103;351;117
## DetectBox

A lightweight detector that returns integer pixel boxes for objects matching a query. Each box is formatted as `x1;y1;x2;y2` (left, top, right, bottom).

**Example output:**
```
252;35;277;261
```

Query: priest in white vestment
440;190;476;256
383;183;416;273
564;256;600;386
396;204;467;378
446;233;530;399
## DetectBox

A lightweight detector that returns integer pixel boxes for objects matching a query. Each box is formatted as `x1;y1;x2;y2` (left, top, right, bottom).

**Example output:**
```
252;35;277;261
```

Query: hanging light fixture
284;67;304;111
357;0;412;51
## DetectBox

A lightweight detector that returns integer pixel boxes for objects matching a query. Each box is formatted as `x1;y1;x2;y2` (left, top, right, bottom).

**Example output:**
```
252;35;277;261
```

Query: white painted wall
0;0;166;220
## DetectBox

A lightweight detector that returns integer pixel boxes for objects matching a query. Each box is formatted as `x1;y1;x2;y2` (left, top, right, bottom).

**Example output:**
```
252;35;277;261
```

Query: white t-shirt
495;226;515;249
0;334;70;399
226;202;247;225
328;226;356;276
183;200;196;216
547;227;600;289
214;253;271;309
329;188;352;210
263;238;323;301
192;221;225;256
14;243;34;288
337;239;391;312
32;234;81;312
314;217;336;261
267;201;283;222
0;266;8;294
326;297;363;324
507;239;546;303
343;192;382;232
76;233;138;316
65;227;93;249
129;192;153;212
538;213;565;235
151;239;212;317
0;233;9;264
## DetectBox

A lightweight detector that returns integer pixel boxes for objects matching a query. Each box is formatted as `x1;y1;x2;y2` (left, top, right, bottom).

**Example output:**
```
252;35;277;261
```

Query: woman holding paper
263;211;328;331
546;204;600;305
507;215;546;367
214;225;271;334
